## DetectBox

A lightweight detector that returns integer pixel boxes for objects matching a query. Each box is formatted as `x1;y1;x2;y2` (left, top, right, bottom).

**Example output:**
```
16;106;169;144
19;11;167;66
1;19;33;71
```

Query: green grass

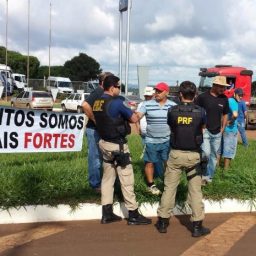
0;135;255;210
0;100;10;106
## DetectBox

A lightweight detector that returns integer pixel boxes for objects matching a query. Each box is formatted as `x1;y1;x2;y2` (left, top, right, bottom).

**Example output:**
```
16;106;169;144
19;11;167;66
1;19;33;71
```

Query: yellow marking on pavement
181;215;256;256
0;225;65;253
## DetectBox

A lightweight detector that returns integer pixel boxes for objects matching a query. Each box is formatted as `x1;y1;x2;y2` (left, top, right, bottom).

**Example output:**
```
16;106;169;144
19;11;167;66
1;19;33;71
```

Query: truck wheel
62;104;67;112
26;104;31;109
245;122;253;130
77;106;83;113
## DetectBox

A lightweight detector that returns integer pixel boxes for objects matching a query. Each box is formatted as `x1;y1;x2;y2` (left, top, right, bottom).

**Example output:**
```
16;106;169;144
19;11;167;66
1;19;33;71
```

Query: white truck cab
47;76;74;94
13;73;27;89
0;64;14;95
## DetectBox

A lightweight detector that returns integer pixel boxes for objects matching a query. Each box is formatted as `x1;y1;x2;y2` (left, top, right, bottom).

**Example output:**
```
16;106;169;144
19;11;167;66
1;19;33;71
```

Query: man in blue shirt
235;88;248;147
137;82;176;195
92;75;152;225
218;90;241;169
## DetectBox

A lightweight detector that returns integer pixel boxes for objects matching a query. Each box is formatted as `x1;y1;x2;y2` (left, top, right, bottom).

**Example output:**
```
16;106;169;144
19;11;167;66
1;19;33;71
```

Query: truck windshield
1;70;11;79
199;76;214;92
58;82;72;88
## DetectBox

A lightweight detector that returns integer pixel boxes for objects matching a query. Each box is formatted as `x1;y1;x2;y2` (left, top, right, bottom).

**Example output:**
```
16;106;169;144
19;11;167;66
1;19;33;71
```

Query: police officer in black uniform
92;74;151;225
156;81;211;237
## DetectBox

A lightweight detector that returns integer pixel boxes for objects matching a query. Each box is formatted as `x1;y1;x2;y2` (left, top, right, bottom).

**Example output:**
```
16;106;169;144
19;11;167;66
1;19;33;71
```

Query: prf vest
168;103;203;151
93;96;131;143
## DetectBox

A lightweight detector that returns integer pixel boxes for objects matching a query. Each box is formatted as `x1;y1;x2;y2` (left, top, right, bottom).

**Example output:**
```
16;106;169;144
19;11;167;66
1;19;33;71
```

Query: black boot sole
155;224;168;233
101;218;122;224
192;230;211;237
127;221;152;225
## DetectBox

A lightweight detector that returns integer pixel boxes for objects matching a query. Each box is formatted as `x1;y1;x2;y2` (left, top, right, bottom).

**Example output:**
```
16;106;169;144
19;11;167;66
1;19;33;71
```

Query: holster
112;142;131;168
200;152;208;176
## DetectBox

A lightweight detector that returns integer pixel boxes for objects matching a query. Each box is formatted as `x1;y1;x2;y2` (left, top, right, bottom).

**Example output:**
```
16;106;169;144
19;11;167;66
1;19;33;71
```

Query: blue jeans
201;129;222;179
86;128;102;189
219;131;238;159
141;136;164;178
237;121;248;147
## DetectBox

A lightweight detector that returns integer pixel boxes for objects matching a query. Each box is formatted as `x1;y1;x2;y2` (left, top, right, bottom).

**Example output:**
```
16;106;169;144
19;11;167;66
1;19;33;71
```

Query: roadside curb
0;199;255;224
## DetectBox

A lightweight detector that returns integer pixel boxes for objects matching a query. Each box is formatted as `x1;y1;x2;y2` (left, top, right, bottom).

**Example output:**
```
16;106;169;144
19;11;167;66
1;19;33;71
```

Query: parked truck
12;73;27;89
198;65;256;128
47;76;74;94
0;64;14;95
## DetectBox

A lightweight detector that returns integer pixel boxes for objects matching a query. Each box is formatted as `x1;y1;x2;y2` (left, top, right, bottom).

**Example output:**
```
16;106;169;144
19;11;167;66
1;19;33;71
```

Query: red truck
198;65;256;128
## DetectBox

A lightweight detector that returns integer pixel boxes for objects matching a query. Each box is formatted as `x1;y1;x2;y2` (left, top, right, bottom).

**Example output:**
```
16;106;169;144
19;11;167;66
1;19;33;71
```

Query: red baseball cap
155;82;169;92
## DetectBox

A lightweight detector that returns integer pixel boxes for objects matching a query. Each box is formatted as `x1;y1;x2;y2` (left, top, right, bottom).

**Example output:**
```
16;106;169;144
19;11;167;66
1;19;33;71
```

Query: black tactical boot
127;209;152;225
101;204;122;224
155;217;169;233
192;221;211;237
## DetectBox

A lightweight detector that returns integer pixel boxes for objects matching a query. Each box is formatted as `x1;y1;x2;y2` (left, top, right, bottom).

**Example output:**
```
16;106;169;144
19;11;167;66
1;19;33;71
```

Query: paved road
0;213;255;256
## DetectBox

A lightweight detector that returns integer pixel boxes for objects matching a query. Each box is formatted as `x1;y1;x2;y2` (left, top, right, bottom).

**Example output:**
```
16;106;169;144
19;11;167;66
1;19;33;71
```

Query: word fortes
0;132;75;149
24;133;75;149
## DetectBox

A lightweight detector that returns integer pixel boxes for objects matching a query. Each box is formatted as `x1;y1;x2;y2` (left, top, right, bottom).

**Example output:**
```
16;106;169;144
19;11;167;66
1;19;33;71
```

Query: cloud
1;0;256;84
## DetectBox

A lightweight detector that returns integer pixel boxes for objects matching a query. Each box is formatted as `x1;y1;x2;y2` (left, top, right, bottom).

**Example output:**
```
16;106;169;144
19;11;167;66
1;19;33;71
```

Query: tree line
0;46;102;81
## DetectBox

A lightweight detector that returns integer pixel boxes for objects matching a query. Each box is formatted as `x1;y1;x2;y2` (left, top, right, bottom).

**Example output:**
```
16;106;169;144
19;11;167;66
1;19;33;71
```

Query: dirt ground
245;129;256;140
0;213;255;256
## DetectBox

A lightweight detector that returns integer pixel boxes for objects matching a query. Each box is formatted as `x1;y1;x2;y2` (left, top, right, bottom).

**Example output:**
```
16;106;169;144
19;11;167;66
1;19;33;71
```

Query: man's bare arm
244;110;248;119
129;110;146;123
135;111;145;120
221;114;228;133
82;101;96;124
129;112;140;123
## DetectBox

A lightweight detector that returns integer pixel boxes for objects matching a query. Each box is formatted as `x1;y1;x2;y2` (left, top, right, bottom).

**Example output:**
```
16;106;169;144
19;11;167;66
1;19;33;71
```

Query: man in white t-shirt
138;87;155;139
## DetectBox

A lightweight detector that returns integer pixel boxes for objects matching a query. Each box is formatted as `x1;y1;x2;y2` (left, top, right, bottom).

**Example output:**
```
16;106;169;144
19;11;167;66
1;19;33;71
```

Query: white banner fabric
0;107;85;153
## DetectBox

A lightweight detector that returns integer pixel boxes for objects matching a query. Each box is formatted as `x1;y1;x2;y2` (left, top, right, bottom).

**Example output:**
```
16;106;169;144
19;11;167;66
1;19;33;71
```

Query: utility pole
48;2;52;79
5;0;8;101
124;0;132;95
27;0;30;88
119;10;123;85
119;0;132;95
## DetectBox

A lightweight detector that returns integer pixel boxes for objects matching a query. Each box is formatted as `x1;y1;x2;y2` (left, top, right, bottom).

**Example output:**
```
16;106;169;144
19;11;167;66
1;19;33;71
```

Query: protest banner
0;106;85;153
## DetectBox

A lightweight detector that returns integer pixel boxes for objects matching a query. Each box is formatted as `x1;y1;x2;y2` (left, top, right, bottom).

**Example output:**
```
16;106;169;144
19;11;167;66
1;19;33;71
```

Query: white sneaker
147;185;161;195
201;176;212;186
207;178;213;183
202;175;209;181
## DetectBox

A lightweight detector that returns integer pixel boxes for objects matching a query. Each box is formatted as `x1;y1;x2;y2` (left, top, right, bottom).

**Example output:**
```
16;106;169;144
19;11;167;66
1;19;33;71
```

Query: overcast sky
0;0;256;86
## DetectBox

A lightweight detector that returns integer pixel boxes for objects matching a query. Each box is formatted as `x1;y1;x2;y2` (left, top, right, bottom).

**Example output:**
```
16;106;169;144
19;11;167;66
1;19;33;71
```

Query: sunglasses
114;85;121;89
